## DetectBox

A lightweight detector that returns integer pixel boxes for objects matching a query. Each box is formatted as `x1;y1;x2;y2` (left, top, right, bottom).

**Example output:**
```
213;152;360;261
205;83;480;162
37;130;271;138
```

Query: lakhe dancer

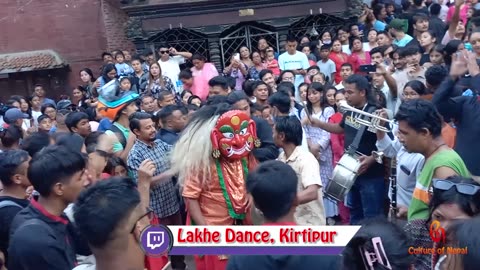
170;104;260;270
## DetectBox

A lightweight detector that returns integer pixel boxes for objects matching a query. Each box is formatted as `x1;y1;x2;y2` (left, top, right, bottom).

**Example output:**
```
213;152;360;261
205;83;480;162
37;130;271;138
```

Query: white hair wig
170;113;220;187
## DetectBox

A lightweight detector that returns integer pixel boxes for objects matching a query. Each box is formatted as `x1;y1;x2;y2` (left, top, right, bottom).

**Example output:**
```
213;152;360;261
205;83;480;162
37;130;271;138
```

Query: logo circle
140;225;173;256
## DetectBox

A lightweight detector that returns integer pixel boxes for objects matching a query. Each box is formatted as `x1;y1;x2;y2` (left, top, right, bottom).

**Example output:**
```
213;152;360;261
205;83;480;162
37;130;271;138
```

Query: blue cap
4;108;29;124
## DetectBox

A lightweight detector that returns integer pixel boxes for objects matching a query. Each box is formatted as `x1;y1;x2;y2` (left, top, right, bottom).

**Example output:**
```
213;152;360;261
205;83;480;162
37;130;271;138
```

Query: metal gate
219;24;279;69
149;28;210;61
289;14;350;41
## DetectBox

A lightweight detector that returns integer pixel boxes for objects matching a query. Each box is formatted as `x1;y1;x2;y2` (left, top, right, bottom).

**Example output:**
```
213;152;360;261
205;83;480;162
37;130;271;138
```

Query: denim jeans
346;175;386;225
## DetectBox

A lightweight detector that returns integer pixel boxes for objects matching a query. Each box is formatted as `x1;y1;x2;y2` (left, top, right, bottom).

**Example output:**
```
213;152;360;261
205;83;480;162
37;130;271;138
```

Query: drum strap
346;106;376;155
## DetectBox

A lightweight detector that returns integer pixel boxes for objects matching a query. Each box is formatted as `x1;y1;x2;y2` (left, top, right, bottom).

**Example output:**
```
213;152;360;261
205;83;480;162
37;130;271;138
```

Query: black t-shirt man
340;103;384;178
0;196;29;264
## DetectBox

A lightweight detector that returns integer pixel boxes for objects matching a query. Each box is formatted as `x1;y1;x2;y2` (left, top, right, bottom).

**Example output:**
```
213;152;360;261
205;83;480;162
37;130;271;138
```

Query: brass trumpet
338;100;393;133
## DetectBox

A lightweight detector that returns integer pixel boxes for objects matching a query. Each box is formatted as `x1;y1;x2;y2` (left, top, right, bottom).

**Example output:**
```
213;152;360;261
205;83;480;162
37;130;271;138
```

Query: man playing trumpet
302;74;387;225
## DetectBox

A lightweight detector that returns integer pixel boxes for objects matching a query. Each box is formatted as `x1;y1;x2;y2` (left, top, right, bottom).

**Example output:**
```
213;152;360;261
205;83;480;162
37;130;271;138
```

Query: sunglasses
130;207;154;234
433;179;480;196
159;50;169;54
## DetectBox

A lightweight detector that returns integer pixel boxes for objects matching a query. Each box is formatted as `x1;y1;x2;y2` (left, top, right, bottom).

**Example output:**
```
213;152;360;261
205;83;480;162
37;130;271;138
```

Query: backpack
109;124;127;149
0;200;22;210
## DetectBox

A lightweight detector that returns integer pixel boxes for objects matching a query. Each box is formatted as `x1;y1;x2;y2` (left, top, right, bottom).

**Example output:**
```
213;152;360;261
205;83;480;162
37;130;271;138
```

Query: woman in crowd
223;55;248;91
181;90;193;105
420;31;438;66
80;68;97;98
298;82;309;105
72;86;89;109
95;63;117;90
319;30;334;46
239;46;253;68
330;39;349;84
363;29;379;52
324;86;337;110
190;54;219;101
248;51;265;80
40;103;57;125
348;36;371;73
342;218;414;270
301;82;338;224
104;156;128;177
145;62;175;98
430;44;446;66
406;176;480;270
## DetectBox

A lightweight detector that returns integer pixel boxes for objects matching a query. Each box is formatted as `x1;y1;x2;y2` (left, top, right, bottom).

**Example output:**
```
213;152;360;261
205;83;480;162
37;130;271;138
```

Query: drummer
302;74;387;225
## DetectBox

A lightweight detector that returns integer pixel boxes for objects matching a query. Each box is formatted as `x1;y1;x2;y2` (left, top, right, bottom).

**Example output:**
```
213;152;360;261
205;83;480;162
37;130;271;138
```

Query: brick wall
101;0;135;53
0;0;134;99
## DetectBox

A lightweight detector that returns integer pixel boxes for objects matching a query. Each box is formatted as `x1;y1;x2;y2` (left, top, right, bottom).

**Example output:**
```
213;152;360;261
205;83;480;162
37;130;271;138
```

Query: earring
212;149;221;159
254;138;261;148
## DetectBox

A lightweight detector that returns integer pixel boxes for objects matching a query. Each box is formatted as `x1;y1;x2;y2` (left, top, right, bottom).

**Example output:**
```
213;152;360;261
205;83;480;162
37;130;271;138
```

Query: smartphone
359;64;377;73
233;53;240;61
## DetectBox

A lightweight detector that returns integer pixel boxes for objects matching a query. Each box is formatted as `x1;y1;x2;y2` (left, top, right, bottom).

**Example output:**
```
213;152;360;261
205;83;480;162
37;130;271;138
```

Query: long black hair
101;64;117;84
306;82;330;117
342;217;414;270
429;176;480;223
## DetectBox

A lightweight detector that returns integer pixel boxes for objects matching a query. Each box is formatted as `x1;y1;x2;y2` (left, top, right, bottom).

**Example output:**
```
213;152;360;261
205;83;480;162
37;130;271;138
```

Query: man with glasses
157;44;192;93
393;99;470;221
73;159;159;270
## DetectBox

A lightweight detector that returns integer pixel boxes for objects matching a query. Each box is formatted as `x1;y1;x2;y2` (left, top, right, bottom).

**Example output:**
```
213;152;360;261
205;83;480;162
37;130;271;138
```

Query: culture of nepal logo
408;220;467;255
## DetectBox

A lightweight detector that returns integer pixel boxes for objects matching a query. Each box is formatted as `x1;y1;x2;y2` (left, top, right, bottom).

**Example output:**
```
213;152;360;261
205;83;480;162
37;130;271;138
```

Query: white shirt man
157;47;192;93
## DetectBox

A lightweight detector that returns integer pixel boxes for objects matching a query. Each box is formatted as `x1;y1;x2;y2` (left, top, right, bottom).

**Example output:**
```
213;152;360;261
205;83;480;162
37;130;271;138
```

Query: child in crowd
37;114;52;133
310;72;326;84
251;103;263;118
265;47;280;76
317;45;336;83
119;77;132;93
114;52;133;76
301;45;317;65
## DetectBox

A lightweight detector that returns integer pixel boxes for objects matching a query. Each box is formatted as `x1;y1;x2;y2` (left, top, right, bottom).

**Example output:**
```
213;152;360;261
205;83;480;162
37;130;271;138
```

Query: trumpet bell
338;100;393;133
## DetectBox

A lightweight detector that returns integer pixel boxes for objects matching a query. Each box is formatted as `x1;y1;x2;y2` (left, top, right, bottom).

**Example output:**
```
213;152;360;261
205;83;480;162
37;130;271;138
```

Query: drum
325;154;361;202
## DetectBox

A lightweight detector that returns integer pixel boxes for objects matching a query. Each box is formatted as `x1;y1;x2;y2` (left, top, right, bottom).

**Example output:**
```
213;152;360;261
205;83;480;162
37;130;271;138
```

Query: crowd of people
1;0;480;269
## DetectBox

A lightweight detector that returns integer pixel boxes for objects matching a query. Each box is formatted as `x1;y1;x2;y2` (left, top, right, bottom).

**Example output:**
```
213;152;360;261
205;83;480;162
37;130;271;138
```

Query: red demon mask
211;110;258;160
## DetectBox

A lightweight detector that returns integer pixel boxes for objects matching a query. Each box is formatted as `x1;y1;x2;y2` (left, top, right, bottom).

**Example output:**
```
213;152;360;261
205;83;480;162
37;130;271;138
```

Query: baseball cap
388;19;408;32
56;100;74;110
4;108;29;124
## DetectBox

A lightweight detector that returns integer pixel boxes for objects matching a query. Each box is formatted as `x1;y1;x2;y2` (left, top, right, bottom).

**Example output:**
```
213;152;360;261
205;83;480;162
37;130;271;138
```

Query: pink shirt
190;62;219;101
447;5;468;25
